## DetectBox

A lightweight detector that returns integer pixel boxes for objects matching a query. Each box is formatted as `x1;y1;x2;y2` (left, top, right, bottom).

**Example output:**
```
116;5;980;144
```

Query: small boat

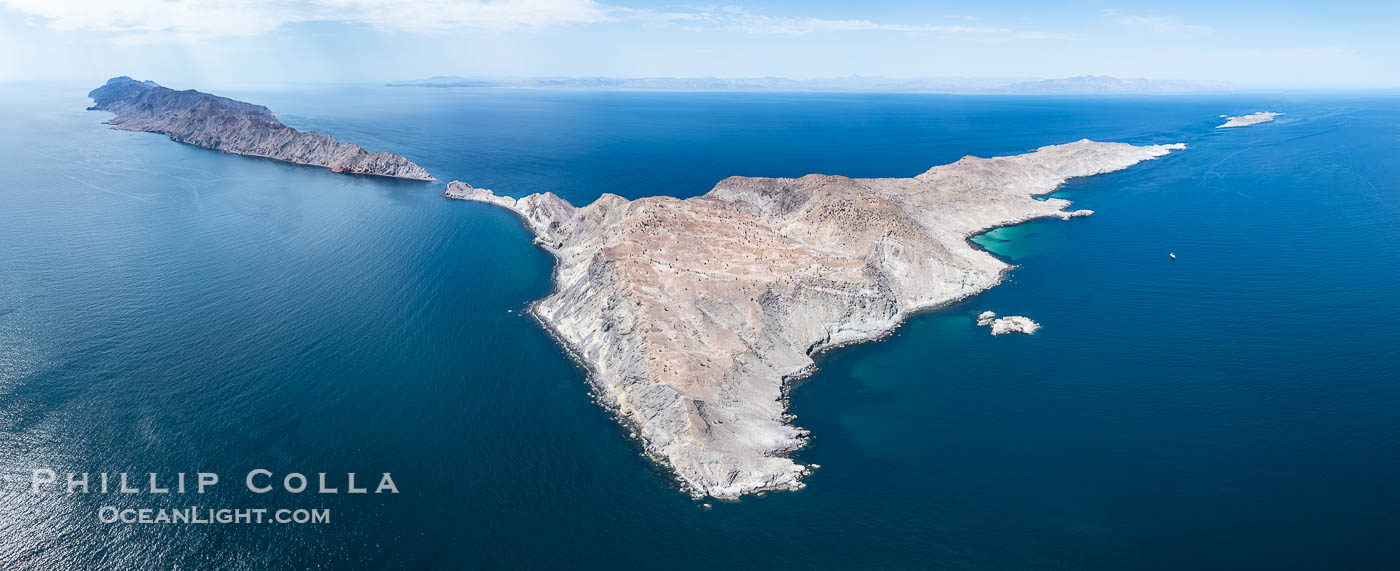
1169;253;1176;260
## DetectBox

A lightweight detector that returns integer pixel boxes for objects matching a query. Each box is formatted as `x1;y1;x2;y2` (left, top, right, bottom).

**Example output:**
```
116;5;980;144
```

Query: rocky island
87;77;435;181
445;139;1185;499
1217;112;1282;128
977;311;1041;335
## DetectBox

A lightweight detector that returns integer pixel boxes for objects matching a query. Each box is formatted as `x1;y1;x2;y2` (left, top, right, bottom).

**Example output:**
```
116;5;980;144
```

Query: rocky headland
444;139;1184;499
1217;112;1282;128
87;77;435;181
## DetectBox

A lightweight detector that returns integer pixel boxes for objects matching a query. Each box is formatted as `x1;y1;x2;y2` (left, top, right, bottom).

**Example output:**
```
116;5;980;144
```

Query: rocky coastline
444;139;1185;498
87;77;435;181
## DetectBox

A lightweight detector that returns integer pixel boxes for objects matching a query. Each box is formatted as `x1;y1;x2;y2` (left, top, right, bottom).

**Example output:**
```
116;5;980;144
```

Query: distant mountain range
386;75;1231;94
1001;75;1231;94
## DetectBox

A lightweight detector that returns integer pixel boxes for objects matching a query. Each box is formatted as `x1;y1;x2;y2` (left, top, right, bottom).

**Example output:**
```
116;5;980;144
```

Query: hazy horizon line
9;75;1399;94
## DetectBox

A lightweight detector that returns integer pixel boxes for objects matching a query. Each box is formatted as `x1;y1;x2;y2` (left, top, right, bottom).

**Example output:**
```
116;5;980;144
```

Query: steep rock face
446;139;1185;498
87;77;435;181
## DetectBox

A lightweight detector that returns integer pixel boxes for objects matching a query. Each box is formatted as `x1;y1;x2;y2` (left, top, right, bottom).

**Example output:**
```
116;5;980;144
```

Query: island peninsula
87;77;435;181
445;139;1185;498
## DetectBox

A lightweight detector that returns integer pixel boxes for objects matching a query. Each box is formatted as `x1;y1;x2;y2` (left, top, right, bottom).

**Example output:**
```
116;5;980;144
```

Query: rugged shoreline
87;76;436;181
444;139;1186;498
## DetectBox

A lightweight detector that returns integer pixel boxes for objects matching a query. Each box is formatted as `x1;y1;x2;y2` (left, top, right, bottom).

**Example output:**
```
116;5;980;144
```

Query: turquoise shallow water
2;83;1399;569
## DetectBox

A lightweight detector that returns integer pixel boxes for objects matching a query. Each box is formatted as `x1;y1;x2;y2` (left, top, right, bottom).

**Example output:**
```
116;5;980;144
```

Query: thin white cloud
2;0;1066;42
630;5;1065;38
637;6;1025;36
1106;10;1214;34
318;0;614;32
2;0;613;42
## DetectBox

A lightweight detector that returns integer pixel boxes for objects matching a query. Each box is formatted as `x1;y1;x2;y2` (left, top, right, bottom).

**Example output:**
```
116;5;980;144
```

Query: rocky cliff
87;77;435;181
445;139;1184;499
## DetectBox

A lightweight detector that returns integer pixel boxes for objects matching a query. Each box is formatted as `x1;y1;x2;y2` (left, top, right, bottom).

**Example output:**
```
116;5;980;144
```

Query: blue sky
1;0;1395;88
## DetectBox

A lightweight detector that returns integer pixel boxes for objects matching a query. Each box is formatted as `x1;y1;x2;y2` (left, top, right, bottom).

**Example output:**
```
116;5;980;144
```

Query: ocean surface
1;82;1398;569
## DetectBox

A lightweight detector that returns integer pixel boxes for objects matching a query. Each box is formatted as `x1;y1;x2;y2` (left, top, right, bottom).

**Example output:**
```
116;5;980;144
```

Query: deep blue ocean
1;83;1398;569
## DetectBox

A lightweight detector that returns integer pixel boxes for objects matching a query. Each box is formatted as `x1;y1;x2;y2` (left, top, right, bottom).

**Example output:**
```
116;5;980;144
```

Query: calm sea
1;83;1398;569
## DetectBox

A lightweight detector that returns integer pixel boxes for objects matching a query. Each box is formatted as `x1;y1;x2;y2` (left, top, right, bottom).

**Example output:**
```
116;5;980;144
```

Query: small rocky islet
977;311;1041;335
1217;111;1282;128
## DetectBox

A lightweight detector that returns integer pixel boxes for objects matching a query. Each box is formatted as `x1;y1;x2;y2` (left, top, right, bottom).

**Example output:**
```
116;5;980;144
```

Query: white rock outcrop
1216;112;1282;128
985;312;1041;334
976;311;1040;335
445;139;1183;498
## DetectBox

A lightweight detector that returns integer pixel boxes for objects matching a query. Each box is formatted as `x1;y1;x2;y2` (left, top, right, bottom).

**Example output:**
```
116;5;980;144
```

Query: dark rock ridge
87;76;435;181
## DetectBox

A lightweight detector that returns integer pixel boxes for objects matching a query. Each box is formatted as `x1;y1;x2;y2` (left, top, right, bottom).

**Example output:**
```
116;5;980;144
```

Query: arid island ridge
445;140;1185;498
88;77;435;181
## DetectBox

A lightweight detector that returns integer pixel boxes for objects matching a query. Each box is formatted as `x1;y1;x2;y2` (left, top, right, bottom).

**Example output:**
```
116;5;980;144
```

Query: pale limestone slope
447;139;1184;498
